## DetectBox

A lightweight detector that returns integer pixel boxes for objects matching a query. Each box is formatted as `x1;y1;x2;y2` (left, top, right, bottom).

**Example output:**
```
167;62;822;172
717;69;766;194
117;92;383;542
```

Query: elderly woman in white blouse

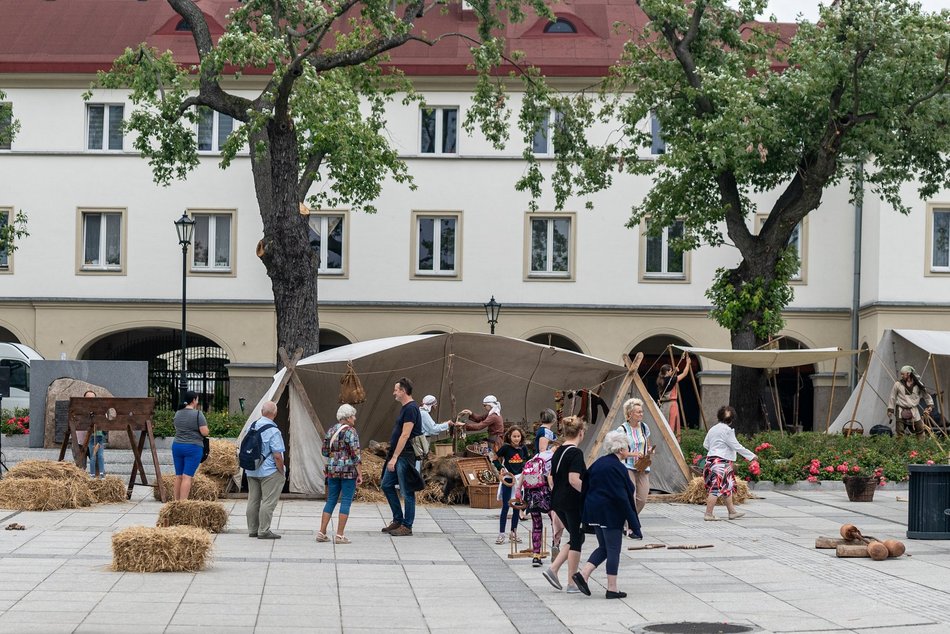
702;406;756;521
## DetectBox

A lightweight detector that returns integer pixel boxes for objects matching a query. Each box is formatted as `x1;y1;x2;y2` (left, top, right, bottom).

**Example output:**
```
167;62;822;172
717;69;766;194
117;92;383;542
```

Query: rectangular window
0;102;12;150
308;213;346;275
0;209;9;270
196;107;235;152
644;220;685;278
754;214;805;282
82;211;123;270
529;216;572;278
532;111;563;156
86;104;124;151
932;208;950;272
413;213;460;277
191;213;232;272
650;111;666;155
420;107;458;154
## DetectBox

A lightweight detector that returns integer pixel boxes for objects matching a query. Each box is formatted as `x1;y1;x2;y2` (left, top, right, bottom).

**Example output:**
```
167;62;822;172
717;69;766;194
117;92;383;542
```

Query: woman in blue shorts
172;390;209;500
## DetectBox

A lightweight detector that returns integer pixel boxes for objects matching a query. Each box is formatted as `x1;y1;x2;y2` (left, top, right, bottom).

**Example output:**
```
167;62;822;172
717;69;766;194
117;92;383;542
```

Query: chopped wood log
836;544;870;558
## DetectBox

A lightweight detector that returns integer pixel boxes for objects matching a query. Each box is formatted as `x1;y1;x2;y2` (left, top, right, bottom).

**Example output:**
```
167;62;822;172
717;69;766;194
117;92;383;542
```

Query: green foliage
151;409;246;438
0;208;29;257
680;428;949;485
706;247;798;338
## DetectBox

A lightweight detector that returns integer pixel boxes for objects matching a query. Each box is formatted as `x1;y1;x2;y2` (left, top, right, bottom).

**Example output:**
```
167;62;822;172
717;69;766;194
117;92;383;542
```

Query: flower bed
680;429;946;485
1;409;29;435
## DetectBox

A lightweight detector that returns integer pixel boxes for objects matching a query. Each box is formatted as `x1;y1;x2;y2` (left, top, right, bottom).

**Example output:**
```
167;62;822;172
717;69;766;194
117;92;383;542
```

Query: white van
0;342;43;412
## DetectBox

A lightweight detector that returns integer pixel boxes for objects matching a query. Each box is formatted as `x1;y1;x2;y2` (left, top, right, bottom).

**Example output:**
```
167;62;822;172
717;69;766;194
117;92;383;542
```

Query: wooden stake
586;353;641;464
632;370;692;482
849;363;870;430
687;360;708;431
930;354;947;436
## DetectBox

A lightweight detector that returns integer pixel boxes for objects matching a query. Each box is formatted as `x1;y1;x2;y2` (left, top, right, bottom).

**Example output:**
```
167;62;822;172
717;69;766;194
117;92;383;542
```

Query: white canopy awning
673;346;856;369
894;330;950;357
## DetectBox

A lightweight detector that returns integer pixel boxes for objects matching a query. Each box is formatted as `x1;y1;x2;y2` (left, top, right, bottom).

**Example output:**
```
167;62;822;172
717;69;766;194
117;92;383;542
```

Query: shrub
151;409;245;438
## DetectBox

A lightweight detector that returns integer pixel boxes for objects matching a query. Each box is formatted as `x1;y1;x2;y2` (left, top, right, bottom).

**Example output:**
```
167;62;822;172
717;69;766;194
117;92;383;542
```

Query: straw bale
197;440;239;479
5;460;88;483
0;477;95;511
153;474;219;501
157;500;228;533
88;476;128;504
111;525;212;572
676;476;751;505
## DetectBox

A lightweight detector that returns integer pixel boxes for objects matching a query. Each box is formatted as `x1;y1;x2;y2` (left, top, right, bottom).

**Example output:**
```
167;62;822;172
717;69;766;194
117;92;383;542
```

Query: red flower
809;465;820;475
692;454;701;465
749;460;761;476
824;466;834;473
807;475;818;483
836;464;849;473
910;450;919;458
927;460;935;465
851;466;861;473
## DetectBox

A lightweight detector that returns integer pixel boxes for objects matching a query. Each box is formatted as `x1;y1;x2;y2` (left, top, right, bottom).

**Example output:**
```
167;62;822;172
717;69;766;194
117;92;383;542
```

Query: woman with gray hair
317;404;362;544
571;430;641;599
616;397;652;513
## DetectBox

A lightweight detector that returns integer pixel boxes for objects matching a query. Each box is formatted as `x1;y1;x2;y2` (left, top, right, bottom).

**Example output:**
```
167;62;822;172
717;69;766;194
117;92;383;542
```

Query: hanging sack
338;361;366;404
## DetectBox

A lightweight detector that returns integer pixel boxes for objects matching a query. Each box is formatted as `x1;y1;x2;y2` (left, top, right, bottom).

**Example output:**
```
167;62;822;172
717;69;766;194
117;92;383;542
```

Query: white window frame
195;107;236;153
650;111;666;155
308;211;348;277
532;110;562;157
411;211;462;279
419;106;459;155
189;210;236;275
524;212;575;281
640;218;690;282
754;214;807;284
0;207;12;273
86;103;125;152
926;204;950;275
76;208;127;275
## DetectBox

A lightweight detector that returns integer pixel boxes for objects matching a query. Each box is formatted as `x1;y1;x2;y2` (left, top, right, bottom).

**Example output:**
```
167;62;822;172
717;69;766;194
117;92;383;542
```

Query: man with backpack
241;400;285;539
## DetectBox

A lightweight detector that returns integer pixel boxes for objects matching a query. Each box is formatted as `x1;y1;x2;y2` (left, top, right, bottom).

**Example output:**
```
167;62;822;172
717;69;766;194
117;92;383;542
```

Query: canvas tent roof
674;345;854;369
241;333;691;495
828;330;950;435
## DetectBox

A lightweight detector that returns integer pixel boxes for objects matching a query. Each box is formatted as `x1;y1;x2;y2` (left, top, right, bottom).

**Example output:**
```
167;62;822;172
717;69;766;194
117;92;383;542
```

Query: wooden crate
432;443;454;458
455;456;501;509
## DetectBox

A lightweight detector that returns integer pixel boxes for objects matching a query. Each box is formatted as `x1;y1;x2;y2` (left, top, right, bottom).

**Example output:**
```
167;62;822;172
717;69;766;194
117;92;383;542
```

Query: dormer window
544;18;577;34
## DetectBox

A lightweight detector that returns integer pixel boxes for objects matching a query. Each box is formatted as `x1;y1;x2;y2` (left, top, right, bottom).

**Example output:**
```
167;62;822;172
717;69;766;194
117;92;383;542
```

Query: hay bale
153;474;219;501
205;474;233;496
0;477;95;511
5;460;88;483
676;476;750;505
197;440;239;479
111;525;212;572
88;476;128;504
157;500;228;533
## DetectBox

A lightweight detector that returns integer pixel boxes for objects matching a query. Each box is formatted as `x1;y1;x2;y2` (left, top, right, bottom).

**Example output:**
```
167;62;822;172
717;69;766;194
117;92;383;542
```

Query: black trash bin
907;464;950;539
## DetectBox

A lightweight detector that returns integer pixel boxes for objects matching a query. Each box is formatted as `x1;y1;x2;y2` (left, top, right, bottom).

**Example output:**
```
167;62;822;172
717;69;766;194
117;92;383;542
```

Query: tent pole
849;364;870;432
770;372;785;435
632;370;692;482
687;360;708;431
793;367;800;432
930;355;947;436
667;347;685;438
825;357;838;433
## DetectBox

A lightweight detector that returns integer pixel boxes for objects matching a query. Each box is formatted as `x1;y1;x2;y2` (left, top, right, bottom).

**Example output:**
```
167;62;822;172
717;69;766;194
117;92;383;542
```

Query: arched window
175;19;191;32
527;333;582;353
544;18;577;34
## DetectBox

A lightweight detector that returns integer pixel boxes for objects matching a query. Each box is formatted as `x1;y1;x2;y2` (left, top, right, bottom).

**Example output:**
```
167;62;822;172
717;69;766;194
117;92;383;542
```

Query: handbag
410;433;430;459
634;446;656;472
197;411;210;463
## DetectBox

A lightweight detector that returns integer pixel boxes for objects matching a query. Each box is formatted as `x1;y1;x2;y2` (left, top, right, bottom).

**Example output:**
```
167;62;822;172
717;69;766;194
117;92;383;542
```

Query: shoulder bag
198;411;210;463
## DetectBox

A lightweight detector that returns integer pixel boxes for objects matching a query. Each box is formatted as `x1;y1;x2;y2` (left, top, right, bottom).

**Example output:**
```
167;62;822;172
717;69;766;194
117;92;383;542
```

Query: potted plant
843;466;886;502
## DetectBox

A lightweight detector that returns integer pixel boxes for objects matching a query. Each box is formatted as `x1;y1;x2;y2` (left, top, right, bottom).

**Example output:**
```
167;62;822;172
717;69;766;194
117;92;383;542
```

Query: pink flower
807;475;818;482
910;450;919;458
692;454;701;465
824;466;834;473
809;466;820;475
836;464;849;473
927;460;935;465
852;466;861;473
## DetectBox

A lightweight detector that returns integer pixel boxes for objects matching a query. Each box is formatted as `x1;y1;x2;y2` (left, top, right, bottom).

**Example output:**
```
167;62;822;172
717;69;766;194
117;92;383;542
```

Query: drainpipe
850;161;864;389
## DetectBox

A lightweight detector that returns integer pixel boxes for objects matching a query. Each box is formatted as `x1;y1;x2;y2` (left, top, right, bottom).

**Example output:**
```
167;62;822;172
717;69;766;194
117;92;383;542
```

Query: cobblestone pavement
0;475;948;634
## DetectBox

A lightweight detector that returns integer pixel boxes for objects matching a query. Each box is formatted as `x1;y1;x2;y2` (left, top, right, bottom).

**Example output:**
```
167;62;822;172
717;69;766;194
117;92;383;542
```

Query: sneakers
532;556;542;567
571;572;591;596
495;533;506;544
381;520;401;533
258;531;281;539
389;525;413;537
541;567;562;590
565;586;582;594
703;514;719;521
728;511;746;520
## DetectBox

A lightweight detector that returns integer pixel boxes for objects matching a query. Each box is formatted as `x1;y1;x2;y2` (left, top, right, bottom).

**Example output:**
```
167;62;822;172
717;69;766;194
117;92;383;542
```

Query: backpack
521;454;547;490
239;420;277;471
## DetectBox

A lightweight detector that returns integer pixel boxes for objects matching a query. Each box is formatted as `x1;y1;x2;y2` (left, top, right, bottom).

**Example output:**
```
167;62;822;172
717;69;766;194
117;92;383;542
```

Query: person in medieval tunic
657;363;689;439
460;395;505;451
887;365;934;439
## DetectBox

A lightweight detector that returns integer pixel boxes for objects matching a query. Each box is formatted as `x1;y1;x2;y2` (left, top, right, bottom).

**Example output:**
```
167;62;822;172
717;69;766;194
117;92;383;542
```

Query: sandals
334;535;351;544
315;531;330;542
5;523;25;531
703;514;720;521
495;534;506;544
509;531;522;544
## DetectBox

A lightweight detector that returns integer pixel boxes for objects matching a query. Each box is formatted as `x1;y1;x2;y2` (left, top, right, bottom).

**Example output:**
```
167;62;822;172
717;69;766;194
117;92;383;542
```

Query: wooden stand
508;526;548;559
57;397;164;502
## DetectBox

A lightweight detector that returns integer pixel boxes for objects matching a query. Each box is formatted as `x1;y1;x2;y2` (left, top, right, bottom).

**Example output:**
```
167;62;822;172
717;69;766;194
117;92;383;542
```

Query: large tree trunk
729;328;766;436
250;122;320;362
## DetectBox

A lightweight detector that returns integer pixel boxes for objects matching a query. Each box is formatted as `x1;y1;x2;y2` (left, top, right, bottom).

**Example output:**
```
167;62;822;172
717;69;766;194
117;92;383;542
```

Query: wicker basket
843;476;876;502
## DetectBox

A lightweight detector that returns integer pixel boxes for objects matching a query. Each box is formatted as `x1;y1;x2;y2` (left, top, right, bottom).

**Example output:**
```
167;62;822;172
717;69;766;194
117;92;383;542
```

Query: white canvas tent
828;330;950;435
240;333;691;495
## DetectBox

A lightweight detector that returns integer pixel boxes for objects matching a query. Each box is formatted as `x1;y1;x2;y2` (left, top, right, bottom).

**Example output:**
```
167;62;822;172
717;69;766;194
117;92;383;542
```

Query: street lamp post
174;213;196;409
483;295;501;335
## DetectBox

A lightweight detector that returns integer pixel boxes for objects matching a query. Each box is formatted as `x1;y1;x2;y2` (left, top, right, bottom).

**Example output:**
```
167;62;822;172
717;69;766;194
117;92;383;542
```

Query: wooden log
836;544;870;558
627;543;668;551
816;536;877;549
667;544;714;550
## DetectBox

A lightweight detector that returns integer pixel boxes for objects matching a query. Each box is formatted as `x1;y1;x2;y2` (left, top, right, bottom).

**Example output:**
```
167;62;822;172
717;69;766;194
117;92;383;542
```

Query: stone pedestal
226;363;276;416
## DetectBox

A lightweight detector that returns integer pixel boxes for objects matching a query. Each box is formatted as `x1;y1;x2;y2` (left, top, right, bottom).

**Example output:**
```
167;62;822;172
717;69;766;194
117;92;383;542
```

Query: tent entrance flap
674;346;856;370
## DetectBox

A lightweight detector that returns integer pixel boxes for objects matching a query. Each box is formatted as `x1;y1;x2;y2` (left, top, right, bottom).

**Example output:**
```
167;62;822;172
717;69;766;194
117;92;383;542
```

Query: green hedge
152;409;246;438
680;428;948;485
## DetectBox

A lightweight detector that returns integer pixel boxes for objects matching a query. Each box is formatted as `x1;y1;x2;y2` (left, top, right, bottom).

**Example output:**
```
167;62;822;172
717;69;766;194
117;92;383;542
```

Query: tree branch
905;50;950;116
298;151;327;201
